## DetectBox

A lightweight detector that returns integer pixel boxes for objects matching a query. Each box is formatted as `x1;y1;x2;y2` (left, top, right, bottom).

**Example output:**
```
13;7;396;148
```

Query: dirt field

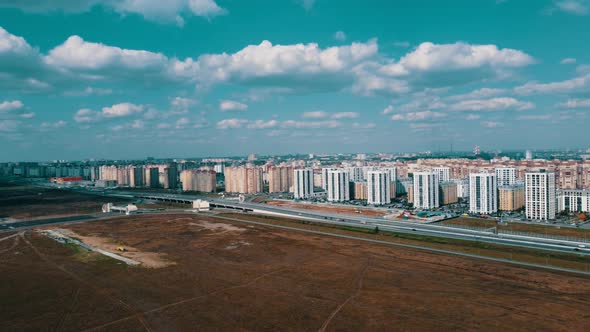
442;217;590;239
266;200;388;217
0;183;130;219
2;214;590;331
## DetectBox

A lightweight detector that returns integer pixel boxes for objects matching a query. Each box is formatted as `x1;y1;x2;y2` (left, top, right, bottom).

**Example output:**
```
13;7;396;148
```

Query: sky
1;0;590;161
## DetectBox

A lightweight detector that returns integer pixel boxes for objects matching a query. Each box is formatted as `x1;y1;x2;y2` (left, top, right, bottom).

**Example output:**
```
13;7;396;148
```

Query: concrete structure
224;166;263;194
558;189;590;213
499;184;525;211
367;170;391;205
413;171;439;209
353;181;368;200
432;167;450;182
347;167;364;182
439;181;458;205
321;167;338;190
495;167;517;187
180;170;216;192
268;166;293;193
294;168;314;199
102;203;138;215
95;179;117;188
192;199;211;211
327;169;350;202
469;173;498;214
396;177;413;195
129;166;145;188
526;171;556;221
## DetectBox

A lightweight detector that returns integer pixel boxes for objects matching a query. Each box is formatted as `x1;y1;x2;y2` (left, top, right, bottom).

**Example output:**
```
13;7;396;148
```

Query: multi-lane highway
90;189;590;256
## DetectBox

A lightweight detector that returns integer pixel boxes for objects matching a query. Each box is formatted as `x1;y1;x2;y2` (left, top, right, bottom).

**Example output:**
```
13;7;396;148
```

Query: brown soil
0;184;131;219
1;214;590;331
266;200;387;216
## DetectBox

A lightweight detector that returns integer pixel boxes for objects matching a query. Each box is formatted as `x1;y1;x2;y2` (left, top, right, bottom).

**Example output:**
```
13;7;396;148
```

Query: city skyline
1;0;590;161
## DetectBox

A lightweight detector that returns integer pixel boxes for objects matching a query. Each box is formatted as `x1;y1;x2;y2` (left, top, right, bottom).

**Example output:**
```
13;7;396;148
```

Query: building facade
327;169;350;202
525;171;556;221
499;184;525;211
413;171;439;209
367;170;391;205
294;168;314;199
469;173;498;214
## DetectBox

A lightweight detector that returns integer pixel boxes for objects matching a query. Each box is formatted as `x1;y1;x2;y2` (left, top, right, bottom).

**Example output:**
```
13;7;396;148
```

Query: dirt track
1;213;590;331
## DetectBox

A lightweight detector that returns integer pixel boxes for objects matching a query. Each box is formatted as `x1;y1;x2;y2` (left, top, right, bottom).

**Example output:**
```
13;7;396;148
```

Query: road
8;186;590;256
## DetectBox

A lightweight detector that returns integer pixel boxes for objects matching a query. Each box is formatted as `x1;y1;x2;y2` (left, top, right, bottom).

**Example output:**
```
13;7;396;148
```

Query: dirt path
318;258;371;332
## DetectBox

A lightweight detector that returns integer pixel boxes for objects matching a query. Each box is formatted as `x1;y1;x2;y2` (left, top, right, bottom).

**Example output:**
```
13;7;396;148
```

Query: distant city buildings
180;170;216;192
268;166;293;193
224;166;263;194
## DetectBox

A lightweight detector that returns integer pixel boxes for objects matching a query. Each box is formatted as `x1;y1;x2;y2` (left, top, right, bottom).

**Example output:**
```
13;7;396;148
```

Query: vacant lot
266;200;388;217
1;213;590;331
442;217;590;239
0;181;130;219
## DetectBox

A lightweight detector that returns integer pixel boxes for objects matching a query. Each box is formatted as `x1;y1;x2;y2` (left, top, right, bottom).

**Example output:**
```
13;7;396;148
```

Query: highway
74;188;590;256
12;186;590;256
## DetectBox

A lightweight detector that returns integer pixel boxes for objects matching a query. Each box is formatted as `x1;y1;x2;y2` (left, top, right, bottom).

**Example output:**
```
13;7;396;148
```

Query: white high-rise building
327;169;350;202
367;170;391;205
526;171;556;221
383;167;398;198
321;167;338;190
469;173;498;214
558;189;590;213
432;167;450;182
413;171;439;209
294;168;314;199
495;167;516;187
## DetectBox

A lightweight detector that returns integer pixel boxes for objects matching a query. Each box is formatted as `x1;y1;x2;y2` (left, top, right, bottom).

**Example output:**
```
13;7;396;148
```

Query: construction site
2;212;590;331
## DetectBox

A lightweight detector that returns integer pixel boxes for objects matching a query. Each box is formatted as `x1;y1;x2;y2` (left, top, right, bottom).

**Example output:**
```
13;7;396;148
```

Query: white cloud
409;123;446;129
175;117;190;128
247;120;278;129
281;120;341;129
447;88;506;101
391;111;447;121
40;120;67;129
334;31;347;41
382;105;395;115
0;100;24;112
0;120;20;132
465;114;481;120
111;119;145;131
560;58;577;64
186;39;379;86
219;100;248;112
102;102;144;117
481;121;503;128
514;74;590;95
74;102;144;123
352;122;376;129
45;35;168;72
557;98;590;108
217;118;248;129
0;0;227;25
331;112;358;119
517;114;553;120
380;42;534;76
555;0;589;15
0;26;35;55
64;86;113;96
170;96;195;114
302;111;328;119
449;97;534;111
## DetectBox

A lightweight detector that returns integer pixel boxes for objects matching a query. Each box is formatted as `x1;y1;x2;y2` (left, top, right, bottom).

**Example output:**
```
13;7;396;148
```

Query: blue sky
1;0;590;161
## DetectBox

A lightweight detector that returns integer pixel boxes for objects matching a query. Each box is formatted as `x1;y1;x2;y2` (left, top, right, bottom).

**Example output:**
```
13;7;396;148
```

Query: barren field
0;182;130;219
442;217;590;239
2;213;590;331
266;200;387;217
